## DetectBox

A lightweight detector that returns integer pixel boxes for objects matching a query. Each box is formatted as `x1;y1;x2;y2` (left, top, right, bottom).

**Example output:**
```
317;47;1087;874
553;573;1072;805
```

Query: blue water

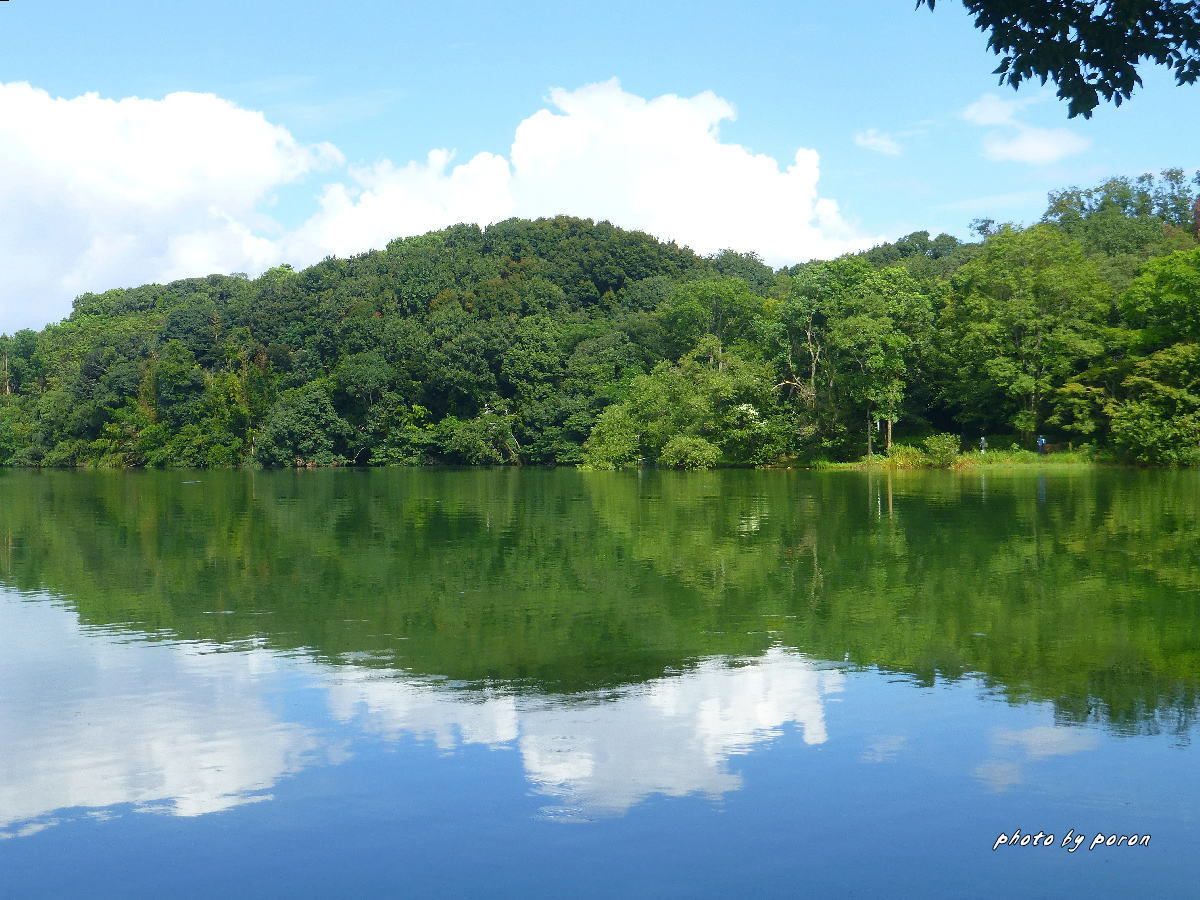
0;468;1196;896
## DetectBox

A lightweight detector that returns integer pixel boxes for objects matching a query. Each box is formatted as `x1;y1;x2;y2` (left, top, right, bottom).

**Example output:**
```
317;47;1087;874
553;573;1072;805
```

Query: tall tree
940;225;1112;436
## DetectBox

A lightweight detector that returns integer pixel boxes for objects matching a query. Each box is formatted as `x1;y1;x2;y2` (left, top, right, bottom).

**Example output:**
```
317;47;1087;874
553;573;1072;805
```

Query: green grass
951;448;1100;469
808;447;1105;470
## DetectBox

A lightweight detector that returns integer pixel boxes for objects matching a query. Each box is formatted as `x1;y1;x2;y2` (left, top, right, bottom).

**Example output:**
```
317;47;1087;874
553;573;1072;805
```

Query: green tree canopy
919;1;1200;118
940;225;1111;434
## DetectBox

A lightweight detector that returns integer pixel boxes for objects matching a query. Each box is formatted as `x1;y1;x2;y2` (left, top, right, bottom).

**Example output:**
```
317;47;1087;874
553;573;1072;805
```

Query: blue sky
1;0;1197;332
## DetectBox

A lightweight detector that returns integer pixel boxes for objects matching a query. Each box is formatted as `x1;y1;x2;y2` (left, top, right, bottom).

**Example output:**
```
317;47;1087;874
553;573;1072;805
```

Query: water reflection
0;595;324;835
973;726;1100;793
520;651;841;816
1;592;843;835
331;648;841;816
3;468;1200;731
2;468;1199;845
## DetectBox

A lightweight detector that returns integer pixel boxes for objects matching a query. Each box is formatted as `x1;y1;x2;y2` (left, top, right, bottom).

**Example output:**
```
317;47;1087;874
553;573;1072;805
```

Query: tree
255;385;353;467
5;207;1200;470
918;1;1200;118
1102;248;1200;462
1041;170;1200;291
832;312;909;455
656;277;763;358
1121;246;1200;340
151;341;205;429
765;259;932;456
1108;343;1200;464
582;337;785;469
940;225;1111;436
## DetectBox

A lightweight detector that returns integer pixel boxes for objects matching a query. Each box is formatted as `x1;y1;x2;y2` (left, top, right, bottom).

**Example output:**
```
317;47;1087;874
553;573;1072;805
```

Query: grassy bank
815;451;1100;471
811;433;1106;471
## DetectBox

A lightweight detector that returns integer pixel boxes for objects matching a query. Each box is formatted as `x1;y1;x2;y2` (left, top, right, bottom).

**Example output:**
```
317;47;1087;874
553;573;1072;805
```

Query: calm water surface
0;468;1197;896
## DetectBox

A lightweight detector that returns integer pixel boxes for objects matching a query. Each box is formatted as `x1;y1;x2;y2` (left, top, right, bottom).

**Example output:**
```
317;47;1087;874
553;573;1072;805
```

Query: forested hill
2;171;1200;469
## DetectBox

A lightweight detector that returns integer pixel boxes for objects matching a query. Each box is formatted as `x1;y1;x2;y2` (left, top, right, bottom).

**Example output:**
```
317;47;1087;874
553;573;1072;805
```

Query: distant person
979;435;987;454
1036;435;1046;454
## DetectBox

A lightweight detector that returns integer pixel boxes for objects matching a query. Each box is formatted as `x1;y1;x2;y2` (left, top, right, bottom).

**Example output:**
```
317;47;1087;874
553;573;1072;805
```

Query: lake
1;467;1197;896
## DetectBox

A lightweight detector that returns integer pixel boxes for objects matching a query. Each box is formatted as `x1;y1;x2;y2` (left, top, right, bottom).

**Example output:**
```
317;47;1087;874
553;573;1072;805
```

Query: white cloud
981;127;1092;165
0;82;341;332
284;79;876;269
0;78;877;334
854;128;901;155
282;149;514;262
962;94;1030;127
962;92;1091;165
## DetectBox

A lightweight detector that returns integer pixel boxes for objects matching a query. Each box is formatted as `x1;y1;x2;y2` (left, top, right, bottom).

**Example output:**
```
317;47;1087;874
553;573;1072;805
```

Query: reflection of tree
0;468;1197;735
587;468;1200;736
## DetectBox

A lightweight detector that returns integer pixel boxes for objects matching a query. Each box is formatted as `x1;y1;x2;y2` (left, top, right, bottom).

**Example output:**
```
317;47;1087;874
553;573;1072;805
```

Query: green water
0;468;1197;895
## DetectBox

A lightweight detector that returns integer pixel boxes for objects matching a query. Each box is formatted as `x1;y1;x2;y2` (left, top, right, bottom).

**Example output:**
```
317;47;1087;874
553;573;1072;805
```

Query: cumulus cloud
283;79;875;269
0;82;341;332
854;128;902;155
962;92;1091;165
0;79;875;334
282;149;514;262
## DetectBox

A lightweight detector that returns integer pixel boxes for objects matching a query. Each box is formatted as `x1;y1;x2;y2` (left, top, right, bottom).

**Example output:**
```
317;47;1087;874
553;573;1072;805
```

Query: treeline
2;170;1199;468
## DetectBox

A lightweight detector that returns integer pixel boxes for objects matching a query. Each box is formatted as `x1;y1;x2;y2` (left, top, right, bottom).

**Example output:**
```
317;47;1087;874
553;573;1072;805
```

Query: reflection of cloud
326;670;519;750
327;647;844;816
973;759;1025;792
523;652;843;815
974;725;1099;792
861;736;907;763
0;597;322;835
996;726;1098;760
1;593;844;834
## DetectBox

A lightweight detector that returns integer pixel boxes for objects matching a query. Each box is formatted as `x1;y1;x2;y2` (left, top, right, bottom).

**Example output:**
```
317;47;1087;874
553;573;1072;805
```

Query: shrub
581;406;641;469
436;412;519;465
1110;400;1200;465
886;444;928;469
922;433;961;468
658;435;721;469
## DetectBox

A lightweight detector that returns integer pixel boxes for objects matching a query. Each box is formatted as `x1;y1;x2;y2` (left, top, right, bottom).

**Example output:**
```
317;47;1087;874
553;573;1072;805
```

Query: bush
1110;400;1200;465
658;435;721;469
581;405;641;469
922;433;961;468
436;412;519;465
886;444;928;469
145;423;243;468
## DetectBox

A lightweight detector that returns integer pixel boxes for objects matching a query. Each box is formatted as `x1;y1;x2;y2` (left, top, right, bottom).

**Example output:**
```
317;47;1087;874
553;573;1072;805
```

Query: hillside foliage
2;171;1199;468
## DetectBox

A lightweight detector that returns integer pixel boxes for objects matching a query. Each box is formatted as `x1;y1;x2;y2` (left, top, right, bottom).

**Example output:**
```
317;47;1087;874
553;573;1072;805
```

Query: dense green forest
2;169;1199;469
